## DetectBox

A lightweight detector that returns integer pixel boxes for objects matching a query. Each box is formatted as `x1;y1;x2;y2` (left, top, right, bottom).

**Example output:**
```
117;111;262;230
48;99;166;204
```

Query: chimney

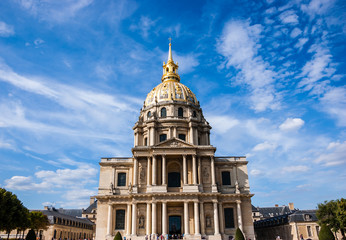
90;196;95;205
44;206;48;210
289;202;294;210
275;204;279;207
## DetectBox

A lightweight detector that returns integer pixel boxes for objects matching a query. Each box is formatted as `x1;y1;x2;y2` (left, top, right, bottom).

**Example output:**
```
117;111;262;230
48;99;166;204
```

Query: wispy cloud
315;141;346;166
0;21;14;37
217;20;280;112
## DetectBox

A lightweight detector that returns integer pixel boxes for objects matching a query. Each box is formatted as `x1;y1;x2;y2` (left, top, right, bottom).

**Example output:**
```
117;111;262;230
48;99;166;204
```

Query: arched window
161;107;167;118
178;107;183;117
168;172;181;187
147;111;151;119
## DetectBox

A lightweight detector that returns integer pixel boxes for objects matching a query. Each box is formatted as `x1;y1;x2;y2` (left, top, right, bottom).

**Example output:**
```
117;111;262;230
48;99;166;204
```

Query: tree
0;188;29;240
319;224;335;240
235;227;245;240
114;232;122;240
317;199;346;239
25;229;36;240
29;211;50;238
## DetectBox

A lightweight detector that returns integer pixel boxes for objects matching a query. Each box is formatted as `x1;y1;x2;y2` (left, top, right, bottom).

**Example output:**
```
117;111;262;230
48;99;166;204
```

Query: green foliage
0;188;29;237
317;198;346;238
235;228;245;240
114;232;122;240
29;211;50;232
25;229;36;240
318;224;335;240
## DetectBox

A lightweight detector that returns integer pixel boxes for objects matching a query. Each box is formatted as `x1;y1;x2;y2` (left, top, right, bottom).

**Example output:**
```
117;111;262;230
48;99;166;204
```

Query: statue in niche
203;167;210;182
206;215;212;228
139;215;145;228
139;166;145;183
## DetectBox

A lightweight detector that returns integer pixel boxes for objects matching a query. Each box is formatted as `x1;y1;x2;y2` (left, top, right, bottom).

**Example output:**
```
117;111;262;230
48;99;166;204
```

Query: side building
95;43;255;240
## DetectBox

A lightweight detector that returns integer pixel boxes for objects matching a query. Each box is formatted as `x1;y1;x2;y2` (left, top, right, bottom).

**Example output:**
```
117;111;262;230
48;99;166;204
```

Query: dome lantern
162;40;180;82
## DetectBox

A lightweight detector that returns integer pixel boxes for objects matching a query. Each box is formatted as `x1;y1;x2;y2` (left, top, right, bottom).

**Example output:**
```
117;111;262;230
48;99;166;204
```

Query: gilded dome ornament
144;42;198;107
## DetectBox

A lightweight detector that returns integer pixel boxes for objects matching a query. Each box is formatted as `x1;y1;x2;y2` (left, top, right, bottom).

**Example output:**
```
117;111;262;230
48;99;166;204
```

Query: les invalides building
95;43;255;240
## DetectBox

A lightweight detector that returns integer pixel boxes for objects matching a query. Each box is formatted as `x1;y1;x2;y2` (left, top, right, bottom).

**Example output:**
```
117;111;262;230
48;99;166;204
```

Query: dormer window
178;107;183;117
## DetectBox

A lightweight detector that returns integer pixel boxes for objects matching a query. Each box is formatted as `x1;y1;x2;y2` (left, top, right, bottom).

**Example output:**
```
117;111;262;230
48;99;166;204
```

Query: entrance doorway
169;215;181;238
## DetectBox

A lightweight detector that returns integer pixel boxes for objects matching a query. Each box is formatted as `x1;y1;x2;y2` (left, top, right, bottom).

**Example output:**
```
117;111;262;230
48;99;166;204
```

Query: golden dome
144;42;198;107
145;80;198;107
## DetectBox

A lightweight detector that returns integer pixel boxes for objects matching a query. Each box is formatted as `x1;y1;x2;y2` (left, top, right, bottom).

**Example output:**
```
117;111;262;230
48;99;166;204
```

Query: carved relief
203;166;210;183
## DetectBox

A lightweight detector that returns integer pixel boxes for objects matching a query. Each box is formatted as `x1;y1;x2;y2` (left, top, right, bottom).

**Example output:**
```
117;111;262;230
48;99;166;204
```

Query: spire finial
168;37;173;61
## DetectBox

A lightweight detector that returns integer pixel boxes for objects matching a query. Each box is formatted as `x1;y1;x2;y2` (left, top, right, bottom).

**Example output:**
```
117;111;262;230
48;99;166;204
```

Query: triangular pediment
154;138;195;148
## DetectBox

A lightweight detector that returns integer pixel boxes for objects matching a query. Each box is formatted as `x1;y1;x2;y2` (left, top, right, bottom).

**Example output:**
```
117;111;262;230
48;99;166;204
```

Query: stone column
150;127;155;146
193;128;198;145
169;127;172;139
200;202;205;236
194;202;200;235
162;202;167;235
218;203;224;234
127;204;132;236
173;127;177;138
162;155;166;185
148;127;151;146
236;200;243;231
183;155;187;185
205;133;208;145
146;203;151;235
213;202;220;235
152;202;157;236
132;203;137;235
189;126;194;144
152;155;157;185
133;157;138;186
192;155;197;185
147;157;151;186
184;202;189;235
211;156;217;192
107;204;112;235
198;156;202;185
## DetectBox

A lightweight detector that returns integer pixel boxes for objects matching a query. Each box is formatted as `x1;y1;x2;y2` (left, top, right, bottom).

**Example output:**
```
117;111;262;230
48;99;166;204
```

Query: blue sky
0;0;345;210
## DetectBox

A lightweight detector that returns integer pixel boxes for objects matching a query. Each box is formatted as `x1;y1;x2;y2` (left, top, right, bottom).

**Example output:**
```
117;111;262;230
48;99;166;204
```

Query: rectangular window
222;171;231;185
224;208;235;228
316;226;320;235
160;134;167;142
117;173;126;186
178;134;186;141
115;209;125;229
307;226;312;237
144;137;147;146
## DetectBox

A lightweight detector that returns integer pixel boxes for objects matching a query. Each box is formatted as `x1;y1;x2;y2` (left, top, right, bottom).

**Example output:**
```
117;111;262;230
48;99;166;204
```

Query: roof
83;200;97;214
57;208;82;217
255;205;293;218
289;210;318;222
32;209;94;225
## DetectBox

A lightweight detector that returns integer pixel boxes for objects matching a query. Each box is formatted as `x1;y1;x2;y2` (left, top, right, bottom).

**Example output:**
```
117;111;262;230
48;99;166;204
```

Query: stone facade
95;43;255;240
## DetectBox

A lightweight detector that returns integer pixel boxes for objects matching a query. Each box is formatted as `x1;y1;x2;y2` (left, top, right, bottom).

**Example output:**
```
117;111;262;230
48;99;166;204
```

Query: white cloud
301;0;336;17
282;165;309;173
0;138;15;150
0;21;15;37
279;10;299;24
290;27;302;38
320;87;346;126
298;44;335;94
314;141;346;166
250;169;262;176
5;165;98;191
172;52;200;74
279;118;305;131
217;20;280;112
294;37;309;50
17;0;94;23
252;141;277;151
130;16;156;39
208;116;239;134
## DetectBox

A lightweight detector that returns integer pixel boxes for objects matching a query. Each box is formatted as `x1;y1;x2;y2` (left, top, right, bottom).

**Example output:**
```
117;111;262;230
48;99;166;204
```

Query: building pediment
154;137;195;148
